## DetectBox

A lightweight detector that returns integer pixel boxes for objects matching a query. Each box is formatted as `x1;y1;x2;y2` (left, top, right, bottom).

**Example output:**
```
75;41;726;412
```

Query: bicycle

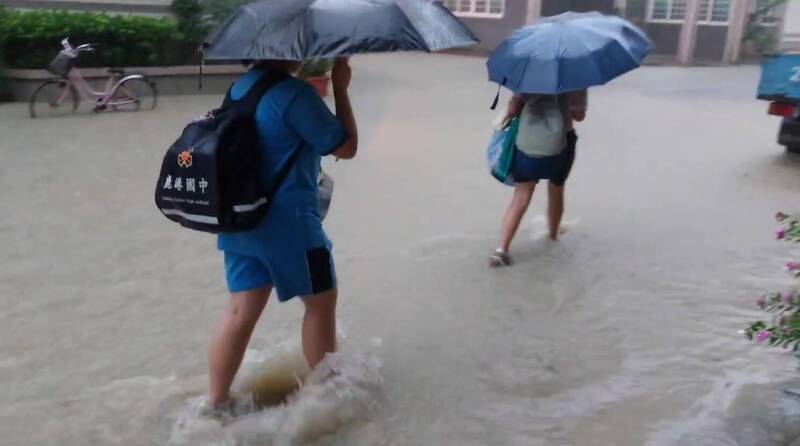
29;38;158;119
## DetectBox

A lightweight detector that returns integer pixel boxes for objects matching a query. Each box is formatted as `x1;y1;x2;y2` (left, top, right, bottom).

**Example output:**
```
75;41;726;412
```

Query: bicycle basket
47;51;76;77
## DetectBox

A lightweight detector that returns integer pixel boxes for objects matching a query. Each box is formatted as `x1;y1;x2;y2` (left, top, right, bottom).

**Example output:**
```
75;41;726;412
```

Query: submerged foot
489;249;512;268
549;226;568;241
197;396;254;424
305;359;341;387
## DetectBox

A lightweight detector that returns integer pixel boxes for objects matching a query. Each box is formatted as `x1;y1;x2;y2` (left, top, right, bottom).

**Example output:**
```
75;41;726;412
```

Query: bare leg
548;183;565;241
499;182;536;253
301;288;338;369
208;286;271;406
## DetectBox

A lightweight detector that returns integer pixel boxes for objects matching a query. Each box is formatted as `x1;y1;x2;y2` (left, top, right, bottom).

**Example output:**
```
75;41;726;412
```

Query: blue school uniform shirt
217;68;347;255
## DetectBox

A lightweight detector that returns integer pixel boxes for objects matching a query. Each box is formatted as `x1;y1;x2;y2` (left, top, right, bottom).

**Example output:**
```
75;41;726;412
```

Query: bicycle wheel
29;80;79;119
110;77;157;112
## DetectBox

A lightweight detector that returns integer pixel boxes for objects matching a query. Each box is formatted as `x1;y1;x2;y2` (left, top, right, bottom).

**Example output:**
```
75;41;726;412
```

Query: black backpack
155;70;296;233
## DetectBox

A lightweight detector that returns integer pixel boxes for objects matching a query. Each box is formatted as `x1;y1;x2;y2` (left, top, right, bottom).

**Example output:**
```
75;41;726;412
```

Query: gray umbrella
203;0;479;61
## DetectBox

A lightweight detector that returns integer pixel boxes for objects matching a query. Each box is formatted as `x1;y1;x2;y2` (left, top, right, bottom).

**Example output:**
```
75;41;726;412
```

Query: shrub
0;9;9;101
744;212;800;352
0;10;199;69
171;0;207;41
744;0;786;54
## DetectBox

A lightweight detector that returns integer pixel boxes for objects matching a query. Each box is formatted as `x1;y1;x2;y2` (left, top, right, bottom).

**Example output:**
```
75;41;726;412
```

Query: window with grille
670;0;687;20
649;0;688;21
648;0;730;24
442;0;505;18
698;0;730;23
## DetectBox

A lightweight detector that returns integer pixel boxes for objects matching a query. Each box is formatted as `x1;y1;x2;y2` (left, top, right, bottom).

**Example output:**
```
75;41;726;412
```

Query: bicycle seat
107;68;125;75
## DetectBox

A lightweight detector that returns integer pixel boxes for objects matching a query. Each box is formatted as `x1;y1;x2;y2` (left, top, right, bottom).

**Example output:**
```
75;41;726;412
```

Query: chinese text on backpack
155;71;294;233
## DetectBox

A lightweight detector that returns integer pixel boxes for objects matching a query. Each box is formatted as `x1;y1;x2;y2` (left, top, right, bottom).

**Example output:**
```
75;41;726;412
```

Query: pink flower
777;227;788;240
784;291;795;305
777;212;790;222
756;330;771;343
757;295;767;308
786;262;800;272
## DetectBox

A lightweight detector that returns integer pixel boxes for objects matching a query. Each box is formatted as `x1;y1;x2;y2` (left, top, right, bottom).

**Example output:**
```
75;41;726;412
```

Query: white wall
780;0;800;51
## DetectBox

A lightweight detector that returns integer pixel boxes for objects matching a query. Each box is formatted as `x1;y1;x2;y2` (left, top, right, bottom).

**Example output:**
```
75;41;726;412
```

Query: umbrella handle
490;78;506;111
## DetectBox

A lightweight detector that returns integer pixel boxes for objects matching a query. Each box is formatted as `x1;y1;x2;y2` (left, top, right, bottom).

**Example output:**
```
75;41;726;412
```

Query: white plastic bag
318;170;334;221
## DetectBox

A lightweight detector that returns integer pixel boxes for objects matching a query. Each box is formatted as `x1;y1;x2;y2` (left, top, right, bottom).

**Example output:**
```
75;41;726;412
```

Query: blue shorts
512;130;577;186
223;245;336;302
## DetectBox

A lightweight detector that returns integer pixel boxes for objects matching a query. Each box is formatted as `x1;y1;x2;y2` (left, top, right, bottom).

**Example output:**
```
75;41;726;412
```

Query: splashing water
168;352;384;446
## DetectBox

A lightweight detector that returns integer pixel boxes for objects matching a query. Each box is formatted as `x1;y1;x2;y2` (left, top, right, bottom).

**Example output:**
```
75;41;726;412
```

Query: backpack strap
228;69;301;206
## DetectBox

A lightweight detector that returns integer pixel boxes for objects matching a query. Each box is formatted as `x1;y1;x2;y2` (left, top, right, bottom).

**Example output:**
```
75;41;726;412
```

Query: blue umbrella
203;0;478;61
487;11;653;99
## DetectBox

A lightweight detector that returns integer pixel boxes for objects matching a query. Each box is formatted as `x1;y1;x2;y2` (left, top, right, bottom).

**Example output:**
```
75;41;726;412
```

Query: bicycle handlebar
60;38;96;55
75;44;96;52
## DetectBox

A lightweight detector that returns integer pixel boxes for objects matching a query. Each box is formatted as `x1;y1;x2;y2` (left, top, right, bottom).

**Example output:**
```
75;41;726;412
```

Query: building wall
621;0;648;26
458;0;531;52
780;0;800;52
642;23;681;55
639;23;729;61
623;1;729;62
694;25;728;60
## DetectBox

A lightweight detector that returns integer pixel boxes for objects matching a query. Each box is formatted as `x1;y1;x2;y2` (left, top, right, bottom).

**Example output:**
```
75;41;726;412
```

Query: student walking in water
204;58;358;415
484;12;650;268
490;90;587;267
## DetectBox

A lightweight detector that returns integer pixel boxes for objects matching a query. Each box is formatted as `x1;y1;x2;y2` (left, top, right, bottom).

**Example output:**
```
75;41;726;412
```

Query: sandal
489;249;512;267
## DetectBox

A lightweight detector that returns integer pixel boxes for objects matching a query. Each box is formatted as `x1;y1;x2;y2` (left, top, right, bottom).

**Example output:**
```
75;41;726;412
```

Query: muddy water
3;54;800;445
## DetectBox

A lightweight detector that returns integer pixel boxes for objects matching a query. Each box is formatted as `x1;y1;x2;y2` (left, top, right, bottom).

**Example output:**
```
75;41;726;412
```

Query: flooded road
3;54;800;445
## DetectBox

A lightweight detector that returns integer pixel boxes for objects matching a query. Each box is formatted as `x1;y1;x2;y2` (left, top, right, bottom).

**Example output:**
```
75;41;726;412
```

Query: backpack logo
177;149;193;168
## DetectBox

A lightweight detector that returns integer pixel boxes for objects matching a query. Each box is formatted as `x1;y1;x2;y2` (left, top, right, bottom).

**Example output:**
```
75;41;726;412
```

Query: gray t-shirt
520;90;587;131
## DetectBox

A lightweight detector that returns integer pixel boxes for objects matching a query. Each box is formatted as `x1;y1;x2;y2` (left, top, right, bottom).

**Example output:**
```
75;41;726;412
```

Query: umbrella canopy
203;0;479;61
487;11;653;95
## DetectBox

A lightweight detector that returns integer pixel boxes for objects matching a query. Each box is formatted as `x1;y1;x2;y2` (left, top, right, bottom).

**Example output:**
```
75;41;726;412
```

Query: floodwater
3;54;800;445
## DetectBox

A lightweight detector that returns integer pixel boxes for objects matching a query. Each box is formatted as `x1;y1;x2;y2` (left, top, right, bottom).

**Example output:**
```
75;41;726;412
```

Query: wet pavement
3;53;800;445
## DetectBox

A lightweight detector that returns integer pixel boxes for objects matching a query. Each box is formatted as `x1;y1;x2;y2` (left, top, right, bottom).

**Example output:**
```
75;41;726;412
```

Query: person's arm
330;58;358;160
570;90;587;122
506;94;524;121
